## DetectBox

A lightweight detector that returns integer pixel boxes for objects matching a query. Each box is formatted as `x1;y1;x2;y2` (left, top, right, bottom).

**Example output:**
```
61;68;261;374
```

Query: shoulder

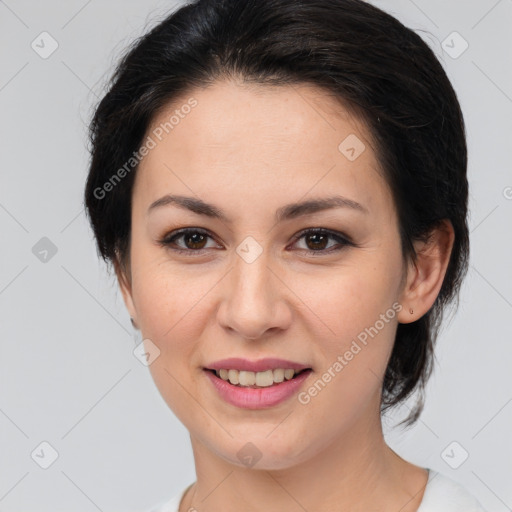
144;483;192;512
418;469;488;512
145;473;489;512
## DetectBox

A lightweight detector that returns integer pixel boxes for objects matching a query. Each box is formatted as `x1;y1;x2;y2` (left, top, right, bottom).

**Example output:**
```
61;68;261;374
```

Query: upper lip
205;357;312;373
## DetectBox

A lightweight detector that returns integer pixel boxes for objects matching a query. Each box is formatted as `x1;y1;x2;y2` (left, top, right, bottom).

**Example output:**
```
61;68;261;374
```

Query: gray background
0;0;511;510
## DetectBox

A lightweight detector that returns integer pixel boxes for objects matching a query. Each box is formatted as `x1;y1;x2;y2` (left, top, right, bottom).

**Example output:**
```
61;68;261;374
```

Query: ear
114;255;138;328
397;219;455;324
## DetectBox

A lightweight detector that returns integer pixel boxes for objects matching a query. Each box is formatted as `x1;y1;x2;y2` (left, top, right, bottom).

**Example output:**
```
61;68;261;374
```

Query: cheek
294;260;402;402
134;270;205;343
130;242;201;330
296;259;402;345
131;265;213;419
130;255;222;373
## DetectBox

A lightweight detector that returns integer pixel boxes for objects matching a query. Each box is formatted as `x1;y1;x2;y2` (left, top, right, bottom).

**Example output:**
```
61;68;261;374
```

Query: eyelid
159;227;221;252
291;227;354;246
158;226;355;255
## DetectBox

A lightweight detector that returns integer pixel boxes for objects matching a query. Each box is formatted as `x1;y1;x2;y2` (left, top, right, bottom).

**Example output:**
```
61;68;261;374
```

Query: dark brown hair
84;0;469;427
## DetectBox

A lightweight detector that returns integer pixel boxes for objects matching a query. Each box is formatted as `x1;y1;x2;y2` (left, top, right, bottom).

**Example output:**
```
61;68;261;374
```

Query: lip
204;367;313;409
204;357;311;372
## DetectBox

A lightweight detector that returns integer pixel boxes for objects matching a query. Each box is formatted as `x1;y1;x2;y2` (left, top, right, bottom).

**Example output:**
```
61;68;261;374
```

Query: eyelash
157;227;354;256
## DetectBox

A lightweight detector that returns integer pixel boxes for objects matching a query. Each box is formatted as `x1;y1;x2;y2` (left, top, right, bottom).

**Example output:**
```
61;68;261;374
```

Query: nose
216;249;292;341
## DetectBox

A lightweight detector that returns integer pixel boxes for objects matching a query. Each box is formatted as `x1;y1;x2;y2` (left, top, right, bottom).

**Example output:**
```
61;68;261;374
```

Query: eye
158;228;220;254
157;227;354;256
290;227;354;254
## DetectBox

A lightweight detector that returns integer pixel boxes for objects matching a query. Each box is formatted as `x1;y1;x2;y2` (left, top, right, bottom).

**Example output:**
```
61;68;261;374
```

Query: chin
206;432;316;471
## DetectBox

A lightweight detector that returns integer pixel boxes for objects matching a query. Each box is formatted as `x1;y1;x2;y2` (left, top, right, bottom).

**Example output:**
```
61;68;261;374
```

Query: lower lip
204;369;312;409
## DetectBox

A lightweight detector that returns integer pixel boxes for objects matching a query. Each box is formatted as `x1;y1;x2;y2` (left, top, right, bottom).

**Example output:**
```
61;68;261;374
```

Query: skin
117;79;454;512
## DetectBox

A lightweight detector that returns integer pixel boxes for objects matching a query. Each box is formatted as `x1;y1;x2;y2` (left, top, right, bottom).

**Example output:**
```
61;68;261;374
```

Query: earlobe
397;220;455;324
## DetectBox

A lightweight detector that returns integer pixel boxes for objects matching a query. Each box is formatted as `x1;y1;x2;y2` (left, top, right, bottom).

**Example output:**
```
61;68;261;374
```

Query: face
120;80;411;470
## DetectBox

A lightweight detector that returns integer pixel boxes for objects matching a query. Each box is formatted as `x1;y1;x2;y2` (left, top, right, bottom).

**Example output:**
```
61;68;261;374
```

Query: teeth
239;370;256;386
214;368;303;387
284;369;295;380
228;369;239;385
273;368;284;383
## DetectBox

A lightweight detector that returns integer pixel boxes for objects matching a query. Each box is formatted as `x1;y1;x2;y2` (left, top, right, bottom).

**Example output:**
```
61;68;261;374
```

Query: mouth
203;367;313;388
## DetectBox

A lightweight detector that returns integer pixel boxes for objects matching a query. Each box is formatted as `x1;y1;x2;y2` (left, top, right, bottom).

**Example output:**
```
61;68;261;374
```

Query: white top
146;468;488;512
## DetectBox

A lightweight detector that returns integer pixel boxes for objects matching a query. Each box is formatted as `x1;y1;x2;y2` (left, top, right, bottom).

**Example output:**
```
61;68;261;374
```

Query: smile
210;368;309;387
204;367;313;409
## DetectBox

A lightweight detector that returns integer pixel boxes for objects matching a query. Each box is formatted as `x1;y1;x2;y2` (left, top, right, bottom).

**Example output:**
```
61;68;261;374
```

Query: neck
181;401;428;512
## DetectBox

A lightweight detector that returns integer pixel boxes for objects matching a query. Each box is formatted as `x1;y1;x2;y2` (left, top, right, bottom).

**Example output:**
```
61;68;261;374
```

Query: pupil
186;232;206;249
307;233;327;250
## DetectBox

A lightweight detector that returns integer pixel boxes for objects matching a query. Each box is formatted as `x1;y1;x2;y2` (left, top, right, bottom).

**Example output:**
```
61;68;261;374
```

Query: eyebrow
147;194;368;223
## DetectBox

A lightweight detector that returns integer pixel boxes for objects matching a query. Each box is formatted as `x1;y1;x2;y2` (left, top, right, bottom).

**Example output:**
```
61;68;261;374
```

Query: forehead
134;80;392;219
146;80;371;157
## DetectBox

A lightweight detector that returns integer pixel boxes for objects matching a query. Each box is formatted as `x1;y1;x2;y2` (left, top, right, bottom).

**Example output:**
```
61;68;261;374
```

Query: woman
84;0;487;510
